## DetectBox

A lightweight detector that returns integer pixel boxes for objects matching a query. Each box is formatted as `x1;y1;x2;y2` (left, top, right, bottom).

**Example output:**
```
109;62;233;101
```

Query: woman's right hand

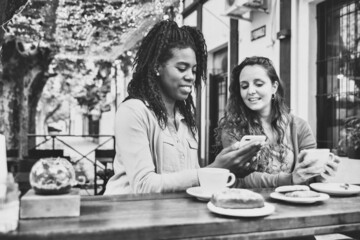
208;142;263;178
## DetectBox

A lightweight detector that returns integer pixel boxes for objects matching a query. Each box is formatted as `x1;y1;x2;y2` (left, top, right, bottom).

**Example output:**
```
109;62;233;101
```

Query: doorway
208;47;228;164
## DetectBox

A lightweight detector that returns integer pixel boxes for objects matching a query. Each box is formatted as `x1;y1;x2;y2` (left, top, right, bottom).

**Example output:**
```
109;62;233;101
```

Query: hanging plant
345;117;360;159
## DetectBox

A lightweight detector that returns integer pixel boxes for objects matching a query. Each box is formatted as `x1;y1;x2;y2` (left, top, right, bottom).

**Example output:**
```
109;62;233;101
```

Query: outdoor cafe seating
1;0;360;238
1;136;360;240
1;137;360;240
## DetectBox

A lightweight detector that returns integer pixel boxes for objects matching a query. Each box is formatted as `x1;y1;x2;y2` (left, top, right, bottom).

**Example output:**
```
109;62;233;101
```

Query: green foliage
75;84;101;110
117;50;136;76
3;0;180;57
0;0;28;26
2;0;181;126
345;117;360;150
74;60;112;111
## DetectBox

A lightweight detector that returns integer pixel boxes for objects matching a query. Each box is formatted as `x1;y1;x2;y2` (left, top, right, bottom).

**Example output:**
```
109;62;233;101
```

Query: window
317;0;360;156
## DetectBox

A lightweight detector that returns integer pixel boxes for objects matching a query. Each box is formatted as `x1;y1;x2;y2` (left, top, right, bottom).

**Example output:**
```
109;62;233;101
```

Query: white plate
270;192;329;204
207;202;275;217
310;183;360;196
186;187;213;201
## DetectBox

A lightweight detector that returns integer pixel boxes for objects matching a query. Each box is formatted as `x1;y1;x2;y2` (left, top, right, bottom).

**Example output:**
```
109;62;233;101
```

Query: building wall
199;0;317;133
290;0;318;136
183;10;197;26
183;0;321;163
237;2;280;73
202;0;229;51
199;0;230;161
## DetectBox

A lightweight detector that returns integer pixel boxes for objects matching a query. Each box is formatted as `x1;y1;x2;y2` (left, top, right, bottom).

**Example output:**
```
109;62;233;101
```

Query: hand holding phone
232;135;266;172
213;137;263;178
233;135;267;149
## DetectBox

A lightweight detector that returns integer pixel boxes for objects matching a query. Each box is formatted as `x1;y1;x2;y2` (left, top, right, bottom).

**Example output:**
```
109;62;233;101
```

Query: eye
177;67;186;72
240;84;248;89
254;79;265;87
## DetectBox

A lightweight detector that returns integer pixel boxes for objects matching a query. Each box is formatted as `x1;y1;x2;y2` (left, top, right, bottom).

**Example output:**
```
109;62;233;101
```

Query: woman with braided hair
105;20;262;194
216;56;340;188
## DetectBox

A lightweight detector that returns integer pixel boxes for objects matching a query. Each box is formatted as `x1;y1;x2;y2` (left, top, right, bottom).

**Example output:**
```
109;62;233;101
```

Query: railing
27;134;115;195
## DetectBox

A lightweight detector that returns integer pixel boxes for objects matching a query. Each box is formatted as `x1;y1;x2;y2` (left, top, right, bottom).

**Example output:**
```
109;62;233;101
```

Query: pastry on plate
285;190;320;198
275;185;310;193
211;188;264;209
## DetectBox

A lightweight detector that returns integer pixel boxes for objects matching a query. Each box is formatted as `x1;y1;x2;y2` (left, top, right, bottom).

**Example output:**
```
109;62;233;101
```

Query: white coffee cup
304;149;334;174
198;168;236;194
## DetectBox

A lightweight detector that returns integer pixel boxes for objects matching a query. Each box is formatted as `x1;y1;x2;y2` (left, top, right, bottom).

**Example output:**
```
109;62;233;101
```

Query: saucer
186;187;215;201
270;192;330;204
310;183;360;196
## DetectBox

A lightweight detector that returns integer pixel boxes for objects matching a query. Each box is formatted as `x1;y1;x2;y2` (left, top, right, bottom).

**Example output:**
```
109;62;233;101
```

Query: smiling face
157;47;197;104
239;65;278;117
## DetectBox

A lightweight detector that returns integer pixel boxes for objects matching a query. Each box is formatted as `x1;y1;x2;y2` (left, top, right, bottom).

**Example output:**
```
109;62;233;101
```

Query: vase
29;158;77;195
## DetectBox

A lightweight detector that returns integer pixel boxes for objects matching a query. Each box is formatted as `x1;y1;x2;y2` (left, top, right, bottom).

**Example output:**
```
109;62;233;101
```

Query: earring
272;93;275;100
155;69;160;76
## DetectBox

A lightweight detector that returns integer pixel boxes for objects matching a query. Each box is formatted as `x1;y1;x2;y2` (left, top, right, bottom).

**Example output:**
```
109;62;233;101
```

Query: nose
248;84;256;95
184;69;195;82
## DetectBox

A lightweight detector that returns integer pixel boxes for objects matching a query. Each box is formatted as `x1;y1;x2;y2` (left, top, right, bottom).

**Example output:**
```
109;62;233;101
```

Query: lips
179;85;192;94
248;97;261;102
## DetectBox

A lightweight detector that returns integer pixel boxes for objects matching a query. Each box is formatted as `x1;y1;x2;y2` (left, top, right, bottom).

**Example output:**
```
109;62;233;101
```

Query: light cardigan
104;99;200;195
228;115;317;188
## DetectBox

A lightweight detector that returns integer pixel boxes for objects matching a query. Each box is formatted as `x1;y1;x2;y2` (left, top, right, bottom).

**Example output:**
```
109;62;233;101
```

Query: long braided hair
215;57;291;171
126;20;207;136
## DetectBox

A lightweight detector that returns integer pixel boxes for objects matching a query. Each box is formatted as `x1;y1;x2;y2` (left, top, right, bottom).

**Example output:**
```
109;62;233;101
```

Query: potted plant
345;117;360;159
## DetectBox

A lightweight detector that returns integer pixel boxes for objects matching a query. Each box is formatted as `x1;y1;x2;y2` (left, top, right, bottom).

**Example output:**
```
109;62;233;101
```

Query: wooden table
1;189;360;239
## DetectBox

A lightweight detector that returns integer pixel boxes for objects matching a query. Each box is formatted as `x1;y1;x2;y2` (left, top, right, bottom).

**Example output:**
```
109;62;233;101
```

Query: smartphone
238;135;266;147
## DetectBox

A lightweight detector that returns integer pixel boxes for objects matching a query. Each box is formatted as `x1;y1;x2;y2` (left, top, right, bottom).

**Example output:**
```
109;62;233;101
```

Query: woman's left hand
316;155;341;182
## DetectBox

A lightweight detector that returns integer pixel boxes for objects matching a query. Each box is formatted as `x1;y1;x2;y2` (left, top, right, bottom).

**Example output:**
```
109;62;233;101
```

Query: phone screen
239;135;266;147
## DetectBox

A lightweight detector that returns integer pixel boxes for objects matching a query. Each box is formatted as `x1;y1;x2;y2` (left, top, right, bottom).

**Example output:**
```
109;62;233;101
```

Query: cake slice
211;188;264;209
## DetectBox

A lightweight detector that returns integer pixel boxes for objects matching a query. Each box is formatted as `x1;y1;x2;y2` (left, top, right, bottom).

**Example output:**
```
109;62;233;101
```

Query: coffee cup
304;149;334;174
198;168;236;194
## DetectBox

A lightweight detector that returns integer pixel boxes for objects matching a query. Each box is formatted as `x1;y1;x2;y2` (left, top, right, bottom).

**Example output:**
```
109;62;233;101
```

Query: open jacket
227;115;317;188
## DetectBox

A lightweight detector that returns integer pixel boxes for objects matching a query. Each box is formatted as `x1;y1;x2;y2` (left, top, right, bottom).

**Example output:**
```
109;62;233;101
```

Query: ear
272;81;279;94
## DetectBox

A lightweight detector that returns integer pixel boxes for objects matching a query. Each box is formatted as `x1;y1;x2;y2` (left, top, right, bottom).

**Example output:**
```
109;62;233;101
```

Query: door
208;73;228;164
